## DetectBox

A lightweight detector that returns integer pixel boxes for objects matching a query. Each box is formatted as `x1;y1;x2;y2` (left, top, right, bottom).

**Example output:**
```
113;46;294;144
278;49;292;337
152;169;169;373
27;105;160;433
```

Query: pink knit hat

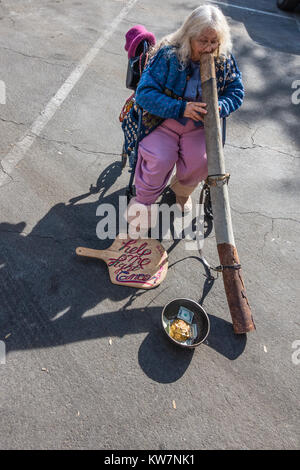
125;25;156;59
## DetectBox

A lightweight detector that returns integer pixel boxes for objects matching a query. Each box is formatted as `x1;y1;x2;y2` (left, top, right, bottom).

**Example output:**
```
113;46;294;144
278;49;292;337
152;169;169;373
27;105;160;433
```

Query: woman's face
190;27;219;61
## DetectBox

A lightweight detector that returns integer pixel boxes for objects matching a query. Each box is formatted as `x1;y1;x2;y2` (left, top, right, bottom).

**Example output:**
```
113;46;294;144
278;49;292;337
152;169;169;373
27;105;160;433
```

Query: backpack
126;40;150;90
119;40;150;123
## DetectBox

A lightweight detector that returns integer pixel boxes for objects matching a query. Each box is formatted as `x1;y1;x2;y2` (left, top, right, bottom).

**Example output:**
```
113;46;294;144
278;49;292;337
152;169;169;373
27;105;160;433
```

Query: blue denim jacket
122;46;244;161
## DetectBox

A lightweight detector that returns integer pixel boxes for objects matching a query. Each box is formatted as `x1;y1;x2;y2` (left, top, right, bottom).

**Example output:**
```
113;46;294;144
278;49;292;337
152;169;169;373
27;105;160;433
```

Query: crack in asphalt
232;207;300;225
227;140;299;159
226;125;299;159
0;159;14;184
32;133;121;157
250;127;299;159
0;116;28;127
0;44;74;68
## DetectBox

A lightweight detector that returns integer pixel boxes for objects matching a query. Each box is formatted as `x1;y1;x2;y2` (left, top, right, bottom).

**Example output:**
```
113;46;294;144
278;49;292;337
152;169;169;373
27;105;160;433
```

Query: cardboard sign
76;235;168;289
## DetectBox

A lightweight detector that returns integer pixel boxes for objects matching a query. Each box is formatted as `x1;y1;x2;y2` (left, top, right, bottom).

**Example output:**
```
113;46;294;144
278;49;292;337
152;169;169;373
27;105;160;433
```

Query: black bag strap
126;41;150;91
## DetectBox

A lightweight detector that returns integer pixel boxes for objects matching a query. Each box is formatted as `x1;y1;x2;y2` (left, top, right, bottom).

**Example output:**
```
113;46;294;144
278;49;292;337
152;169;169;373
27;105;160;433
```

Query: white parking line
0;0;138;187
209;0;296;21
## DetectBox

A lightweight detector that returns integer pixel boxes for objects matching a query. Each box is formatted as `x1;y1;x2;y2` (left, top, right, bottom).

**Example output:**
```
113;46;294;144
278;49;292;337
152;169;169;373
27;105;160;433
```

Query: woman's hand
183;102;207;122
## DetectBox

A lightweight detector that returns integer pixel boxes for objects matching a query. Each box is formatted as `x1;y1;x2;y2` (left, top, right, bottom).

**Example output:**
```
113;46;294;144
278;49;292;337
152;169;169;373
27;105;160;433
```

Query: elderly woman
123;4;244;234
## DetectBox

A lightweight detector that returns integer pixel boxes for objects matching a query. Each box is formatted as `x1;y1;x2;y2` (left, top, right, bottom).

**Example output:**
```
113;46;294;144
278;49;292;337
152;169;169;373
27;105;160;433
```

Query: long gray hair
150;5;232;66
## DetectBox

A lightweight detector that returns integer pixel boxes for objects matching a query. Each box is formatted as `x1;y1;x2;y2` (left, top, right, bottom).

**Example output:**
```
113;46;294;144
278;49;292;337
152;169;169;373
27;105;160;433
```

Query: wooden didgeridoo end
217;243;256;334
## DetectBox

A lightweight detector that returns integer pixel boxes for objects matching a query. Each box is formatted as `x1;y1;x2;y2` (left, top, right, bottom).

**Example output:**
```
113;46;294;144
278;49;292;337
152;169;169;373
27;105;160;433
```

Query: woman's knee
177;154;208;185
138;144;177;175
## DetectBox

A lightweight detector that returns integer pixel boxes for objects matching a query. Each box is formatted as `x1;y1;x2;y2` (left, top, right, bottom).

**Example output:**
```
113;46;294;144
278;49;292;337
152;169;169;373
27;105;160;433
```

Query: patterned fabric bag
119;92;135;123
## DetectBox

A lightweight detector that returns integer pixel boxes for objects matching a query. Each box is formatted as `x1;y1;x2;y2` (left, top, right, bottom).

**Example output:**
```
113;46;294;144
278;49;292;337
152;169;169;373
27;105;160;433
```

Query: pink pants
135;118;208;205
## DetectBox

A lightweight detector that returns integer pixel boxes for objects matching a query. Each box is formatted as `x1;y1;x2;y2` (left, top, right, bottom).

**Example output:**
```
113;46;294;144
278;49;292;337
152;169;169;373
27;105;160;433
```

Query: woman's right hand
183;102;207;122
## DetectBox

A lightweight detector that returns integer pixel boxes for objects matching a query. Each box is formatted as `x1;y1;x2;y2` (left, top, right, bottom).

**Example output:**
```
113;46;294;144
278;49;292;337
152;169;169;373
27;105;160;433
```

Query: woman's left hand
183;102;207;121
183;103;222;121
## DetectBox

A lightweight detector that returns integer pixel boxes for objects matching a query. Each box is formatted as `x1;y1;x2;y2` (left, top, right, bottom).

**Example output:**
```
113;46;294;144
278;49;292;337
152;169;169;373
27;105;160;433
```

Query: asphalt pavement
0;0;299;450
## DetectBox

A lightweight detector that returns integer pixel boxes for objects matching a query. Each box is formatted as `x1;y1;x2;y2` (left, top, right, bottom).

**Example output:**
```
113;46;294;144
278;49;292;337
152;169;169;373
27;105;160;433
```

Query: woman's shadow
0;161;246;384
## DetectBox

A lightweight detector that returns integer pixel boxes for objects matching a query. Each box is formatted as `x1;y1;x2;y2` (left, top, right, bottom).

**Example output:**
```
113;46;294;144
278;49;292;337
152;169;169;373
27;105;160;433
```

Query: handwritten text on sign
107;239;164;286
